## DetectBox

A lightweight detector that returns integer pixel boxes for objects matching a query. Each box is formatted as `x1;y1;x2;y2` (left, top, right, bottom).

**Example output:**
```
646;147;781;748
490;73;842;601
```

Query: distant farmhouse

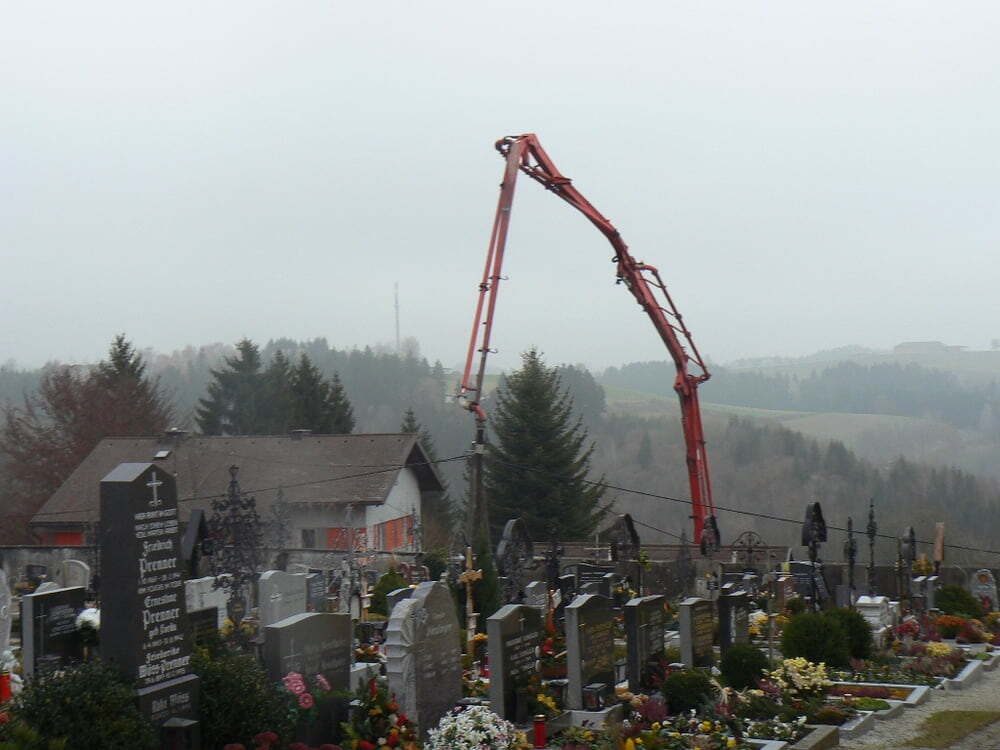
29;431;446;554
893;341;967;355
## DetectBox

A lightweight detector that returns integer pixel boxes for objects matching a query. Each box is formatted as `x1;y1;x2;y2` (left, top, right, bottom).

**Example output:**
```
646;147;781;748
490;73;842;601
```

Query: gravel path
840;667;1000;749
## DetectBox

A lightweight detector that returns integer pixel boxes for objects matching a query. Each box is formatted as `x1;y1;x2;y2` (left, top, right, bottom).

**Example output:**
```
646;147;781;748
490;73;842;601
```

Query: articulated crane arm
457;133;720;551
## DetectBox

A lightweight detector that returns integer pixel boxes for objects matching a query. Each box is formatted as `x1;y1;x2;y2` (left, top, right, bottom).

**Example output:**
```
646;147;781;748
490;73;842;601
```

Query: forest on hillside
2;340;999;560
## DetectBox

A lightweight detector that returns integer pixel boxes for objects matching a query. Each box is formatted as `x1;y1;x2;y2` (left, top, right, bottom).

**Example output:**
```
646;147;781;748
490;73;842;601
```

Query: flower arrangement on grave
74;607;100;648
550;722;617;750
913;555;934;576
748;610;767;640
765;658;830;698
425;705;526;750
340;678;418;750
281;672;335;720
355;645;382;664
221;616;259;651
739;715;809;742
539;609;567;678
620;711;750;750
956;619;987;644
894;619;920;641
935;615;967;639
470;631;489;663
512;671;560;717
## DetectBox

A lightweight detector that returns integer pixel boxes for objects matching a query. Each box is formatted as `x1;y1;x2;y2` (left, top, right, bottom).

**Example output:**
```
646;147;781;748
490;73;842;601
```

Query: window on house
54;531;84;547
301;528;316;548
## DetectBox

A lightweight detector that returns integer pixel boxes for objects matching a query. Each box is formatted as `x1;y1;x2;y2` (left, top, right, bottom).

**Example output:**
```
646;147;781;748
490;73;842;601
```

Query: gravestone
20;585;86;677
56;559;91;590
34;581;59;594
487;604;543;722
580;582;603;596
624;595;666;692
262;612;352;684
970;569;998;612
258;570;308;627
911;576;927;612
385;587;413;615
565;594;615;710
306;572;327;612
678;597;714;668
188;608;219;643
717;589;749;654
524;581;548;611
263;612;352;745
574;563;613;590
495;518;535;604
184;576;230;630
386;581;462;738
0;574;11;654
925;575;939;610
558;574;576;600
99;462;199;735
835;584;855;610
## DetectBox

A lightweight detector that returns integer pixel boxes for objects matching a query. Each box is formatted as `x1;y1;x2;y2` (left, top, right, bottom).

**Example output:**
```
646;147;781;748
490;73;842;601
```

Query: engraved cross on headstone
283;635;305;674
146;471;164;507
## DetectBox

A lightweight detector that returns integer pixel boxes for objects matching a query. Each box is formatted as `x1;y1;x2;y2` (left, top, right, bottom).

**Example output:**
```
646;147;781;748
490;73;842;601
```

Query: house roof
31;433;445;528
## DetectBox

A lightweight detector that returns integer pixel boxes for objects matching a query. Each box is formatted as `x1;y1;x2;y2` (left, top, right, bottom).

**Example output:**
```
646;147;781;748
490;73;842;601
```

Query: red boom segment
457;134;719;550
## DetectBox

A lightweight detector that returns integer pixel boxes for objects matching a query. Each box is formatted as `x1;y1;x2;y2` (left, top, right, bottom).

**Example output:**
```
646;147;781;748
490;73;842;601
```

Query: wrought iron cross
843;516;858;601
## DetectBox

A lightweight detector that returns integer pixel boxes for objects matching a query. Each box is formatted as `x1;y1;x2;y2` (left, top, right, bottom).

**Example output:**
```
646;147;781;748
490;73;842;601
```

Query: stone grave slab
717;589;749;654
306;572;328;612
624;595;666;692
971;569;998;612
565;594;615;710
258;570;308;627
487;604;543;722
679;597;714;668
386;581;462;738
524;581;548;611
184;576;230;630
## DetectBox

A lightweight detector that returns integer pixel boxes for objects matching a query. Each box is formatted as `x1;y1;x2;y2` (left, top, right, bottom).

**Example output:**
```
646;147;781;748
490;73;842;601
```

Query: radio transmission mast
394;282;401;354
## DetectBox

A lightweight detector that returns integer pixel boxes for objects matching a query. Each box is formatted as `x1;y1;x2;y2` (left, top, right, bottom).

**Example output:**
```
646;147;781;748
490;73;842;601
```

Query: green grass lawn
904;710;1000;748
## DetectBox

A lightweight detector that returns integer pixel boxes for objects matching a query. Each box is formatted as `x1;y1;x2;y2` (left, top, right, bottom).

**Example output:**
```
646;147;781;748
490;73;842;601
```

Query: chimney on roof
163;427;188;445
289;429;312;441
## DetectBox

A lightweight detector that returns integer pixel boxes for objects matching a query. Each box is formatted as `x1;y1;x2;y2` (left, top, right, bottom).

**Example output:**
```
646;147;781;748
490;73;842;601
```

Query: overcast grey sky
2;2;997;371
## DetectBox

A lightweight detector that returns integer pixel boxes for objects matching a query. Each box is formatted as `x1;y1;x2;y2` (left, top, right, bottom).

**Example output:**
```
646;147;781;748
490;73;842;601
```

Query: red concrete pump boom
458;133;720;551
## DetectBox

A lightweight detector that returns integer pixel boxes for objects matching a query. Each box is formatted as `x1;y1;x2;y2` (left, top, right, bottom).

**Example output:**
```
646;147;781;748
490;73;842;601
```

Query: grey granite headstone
525;581;548;611
57;559;91;590
185;576;231;630
263;612;352;745
386;580;462;738
971;569;998;612
0;575;11;654
20;585;86;677
678;597;714;668
385;587;413;615
925;575;939;610
263;612;352;685
99;462;199;732
580;582;602;596
574;563;613;590
565;594;614;710
258;570;308;627
487;604;543;722
624;595;665;692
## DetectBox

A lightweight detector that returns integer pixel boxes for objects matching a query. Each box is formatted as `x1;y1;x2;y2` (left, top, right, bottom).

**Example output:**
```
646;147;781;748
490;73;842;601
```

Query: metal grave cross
146;471;164;507
457;546;483;648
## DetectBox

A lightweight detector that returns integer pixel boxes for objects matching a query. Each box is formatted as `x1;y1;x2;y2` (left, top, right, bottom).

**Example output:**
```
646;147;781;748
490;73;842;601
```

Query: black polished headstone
20;586;86;677
487;604;543;722
100;462;199;738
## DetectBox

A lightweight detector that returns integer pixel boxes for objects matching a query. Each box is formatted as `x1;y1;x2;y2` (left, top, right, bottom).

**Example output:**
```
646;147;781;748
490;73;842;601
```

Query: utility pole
866;498;878;595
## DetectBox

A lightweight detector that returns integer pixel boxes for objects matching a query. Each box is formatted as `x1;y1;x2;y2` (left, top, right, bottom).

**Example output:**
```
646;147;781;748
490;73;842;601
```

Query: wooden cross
457;546;483;650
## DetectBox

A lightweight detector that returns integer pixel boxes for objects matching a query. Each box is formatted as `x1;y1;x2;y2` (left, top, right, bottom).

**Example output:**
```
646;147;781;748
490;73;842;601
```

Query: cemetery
1;462;1000;750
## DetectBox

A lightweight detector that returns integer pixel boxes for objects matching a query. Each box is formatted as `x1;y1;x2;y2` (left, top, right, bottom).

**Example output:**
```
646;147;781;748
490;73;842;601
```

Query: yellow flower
651;722;660;730
624;740;636;750
727;739;737;748
701;720;712;731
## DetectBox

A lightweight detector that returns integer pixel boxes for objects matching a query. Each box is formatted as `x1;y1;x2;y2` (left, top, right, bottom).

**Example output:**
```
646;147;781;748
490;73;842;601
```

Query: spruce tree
261;350;294;433
288;354;355;434
325;372;355;434
400;407;453;548
484;348;607;541
196;339;266;435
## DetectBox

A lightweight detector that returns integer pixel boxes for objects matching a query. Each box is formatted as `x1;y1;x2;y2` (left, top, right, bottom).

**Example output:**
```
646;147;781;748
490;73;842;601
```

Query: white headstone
970;569;998;612
56;559;91;590
855;595;892;628
258;571;308;627
184;576;232;630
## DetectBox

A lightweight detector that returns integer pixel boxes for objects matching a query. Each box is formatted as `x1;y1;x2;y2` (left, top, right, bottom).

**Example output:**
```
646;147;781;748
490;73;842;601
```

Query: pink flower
287;680;306;695
298;692;315;710
314;674;331;692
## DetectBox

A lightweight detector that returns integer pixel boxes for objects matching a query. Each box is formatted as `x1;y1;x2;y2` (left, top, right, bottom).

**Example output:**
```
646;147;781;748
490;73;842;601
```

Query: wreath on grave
340;678;418;750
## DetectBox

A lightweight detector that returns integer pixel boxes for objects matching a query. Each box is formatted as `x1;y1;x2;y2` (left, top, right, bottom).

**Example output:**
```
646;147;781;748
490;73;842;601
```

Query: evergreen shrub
936;586;985;619
192;648;293;750
369;567;408;616
826;608;874;660
780;613;850;668
720;644;770;689
11;661;155;750
661;669;715;714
